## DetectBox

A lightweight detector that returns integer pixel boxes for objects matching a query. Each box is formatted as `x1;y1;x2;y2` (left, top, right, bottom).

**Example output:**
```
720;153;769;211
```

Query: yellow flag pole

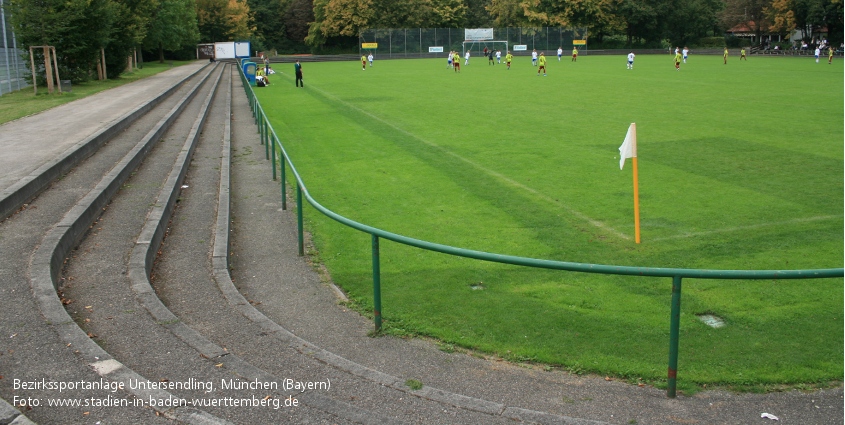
631;123;641;244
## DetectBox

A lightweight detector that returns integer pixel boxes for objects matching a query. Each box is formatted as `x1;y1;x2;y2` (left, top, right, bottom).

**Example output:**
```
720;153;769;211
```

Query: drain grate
697;314;726;328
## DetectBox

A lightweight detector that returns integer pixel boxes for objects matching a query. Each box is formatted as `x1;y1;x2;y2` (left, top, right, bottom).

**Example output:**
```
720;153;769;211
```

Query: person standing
453;51;461;73
557;46;563;61
537;52;547;76
505;51;513;70
723;47;729;64
294;60;303;87
361;54;367;70
740;48;747;61
368;53;374;67
682;47;689;63
531;49;538;66
572;47;578;62
465;50;470;65
447;51;453;68
488;49;495;65
675;50;682;70
627;51;635;69
828;46;834;64
496;50;502;63
815;46;821;63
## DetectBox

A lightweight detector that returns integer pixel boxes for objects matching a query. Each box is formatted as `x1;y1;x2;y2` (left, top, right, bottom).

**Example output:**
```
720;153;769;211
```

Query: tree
106;0;157;77
9;0;116;82
664;0;722;47
487;0;527;27
284;0;314;45
430;0;468;27
766;0;796;37
197;0;252;42
144;0;200;62
615;0;666;45
248;0;287;50
319;0;374;37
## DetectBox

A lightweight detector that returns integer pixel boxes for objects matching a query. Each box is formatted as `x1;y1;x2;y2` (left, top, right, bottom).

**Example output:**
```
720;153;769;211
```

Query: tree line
7;0;842;82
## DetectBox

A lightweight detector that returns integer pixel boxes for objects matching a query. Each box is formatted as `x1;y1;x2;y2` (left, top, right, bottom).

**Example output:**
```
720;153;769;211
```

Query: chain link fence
359;28;588;58
1;0;29;96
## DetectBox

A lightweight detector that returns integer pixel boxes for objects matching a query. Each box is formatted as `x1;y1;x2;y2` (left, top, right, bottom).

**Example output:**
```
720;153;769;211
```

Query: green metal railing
238;67;843;398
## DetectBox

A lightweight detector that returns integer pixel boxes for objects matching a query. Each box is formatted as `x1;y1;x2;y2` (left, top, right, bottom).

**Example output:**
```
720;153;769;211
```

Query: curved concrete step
0;63;216;425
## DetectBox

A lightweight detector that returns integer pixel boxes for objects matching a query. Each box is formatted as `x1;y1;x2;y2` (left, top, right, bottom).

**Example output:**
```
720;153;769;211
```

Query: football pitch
255;54;843;392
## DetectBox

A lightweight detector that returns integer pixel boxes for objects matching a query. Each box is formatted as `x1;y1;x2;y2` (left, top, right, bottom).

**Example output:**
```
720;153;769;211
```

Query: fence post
271;133;277;180
667;275;682;398
296;183;304;256
372;234;382;332
263;119;269;160
280;150;286;210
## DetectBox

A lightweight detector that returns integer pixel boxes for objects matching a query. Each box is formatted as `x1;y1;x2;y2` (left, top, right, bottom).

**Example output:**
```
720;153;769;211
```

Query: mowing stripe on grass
304;82;632;241
651;214;841;241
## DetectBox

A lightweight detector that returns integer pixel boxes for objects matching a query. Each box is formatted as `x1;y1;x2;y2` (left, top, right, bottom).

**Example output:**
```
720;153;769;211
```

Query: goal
462;41;509;58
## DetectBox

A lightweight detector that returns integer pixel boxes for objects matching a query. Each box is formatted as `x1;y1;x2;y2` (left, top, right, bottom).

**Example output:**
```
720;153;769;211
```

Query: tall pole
631;123;641;244
1;0;11;95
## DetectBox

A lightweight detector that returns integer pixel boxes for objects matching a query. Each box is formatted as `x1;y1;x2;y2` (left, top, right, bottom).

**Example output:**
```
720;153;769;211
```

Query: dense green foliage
8;0;842;76
255;55;843;392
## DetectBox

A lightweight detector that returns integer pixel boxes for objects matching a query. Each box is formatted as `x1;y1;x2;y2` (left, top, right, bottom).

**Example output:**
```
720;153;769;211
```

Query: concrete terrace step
0;62;216;424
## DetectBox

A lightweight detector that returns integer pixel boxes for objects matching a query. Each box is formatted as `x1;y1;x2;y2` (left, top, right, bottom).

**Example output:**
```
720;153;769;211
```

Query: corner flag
618;123;641;243
619;124;636;170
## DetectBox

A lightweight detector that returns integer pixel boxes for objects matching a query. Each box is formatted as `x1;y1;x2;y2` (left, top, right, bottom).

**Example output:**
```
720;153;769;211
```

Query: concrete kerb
0;63;210;222
0;396;36;425
212;70;612;424
24;65;231;425
126;64;399;425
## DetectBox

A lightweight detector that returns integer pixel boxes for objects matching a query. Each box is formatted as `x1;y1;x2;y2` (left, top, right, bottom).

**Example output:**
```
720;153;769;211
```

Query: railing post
296;183;304;256
667;275;682;398
372;234;382;332
263;120;270;160
271;134;277;180
280;151;286;210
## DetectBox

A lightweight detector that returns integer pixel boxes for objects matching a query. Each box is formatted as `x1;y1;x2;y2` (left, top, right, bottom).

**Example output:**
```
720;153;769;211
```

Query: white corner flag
618;123;640;243
619;123;636;170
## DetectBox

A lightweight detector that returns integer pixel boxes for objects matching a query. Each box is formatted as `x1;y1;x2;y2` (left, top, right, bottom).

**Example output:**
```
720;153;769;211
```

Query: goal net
462;41;509;58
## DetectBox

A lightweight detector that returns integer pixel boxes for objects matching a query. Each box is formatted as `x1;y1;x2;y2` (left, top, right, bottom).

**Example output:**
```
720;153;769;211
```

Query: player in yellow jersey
723;47;728;64
361;55;366;70
829;47;835;64
537;52;547;76
674;51;682;70
505;51;513;70
572;47;578;62
453;52;461;72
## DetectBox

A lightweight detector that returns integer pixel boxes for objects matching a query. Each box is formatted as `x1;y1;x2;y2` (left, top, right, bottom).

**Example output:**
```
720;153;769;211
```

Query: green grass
261;54;842;393
0;61;194;124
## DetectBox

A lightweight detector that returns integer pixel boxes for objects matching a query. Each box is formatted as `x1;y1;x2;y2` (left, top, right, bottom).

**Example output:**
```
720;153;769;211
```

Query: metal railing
236;66;843;398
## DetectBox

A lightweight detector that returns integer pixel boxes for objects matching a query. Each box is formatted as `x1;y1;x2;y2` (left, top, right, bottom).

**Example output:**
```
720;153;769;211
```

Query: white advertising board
513;44;528;51
429;46;444;53
214;42;235;59
464;28;494;41
235;41;250;58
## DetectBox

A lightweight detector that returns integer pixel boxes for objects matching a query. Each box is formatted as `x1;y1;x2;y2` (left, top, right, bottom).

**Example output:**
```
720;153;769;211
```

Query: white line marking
650;215;840;241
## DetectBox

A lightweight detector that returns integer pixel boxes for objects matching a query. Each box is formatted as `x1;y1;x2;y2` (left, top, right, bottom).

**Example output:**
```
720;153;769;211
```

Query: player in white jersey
557;47;563;61
627;52;635;69
682;47;688;63
496;50;501;63
532;49;538;66
368;53;373;66
465;50;470;65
